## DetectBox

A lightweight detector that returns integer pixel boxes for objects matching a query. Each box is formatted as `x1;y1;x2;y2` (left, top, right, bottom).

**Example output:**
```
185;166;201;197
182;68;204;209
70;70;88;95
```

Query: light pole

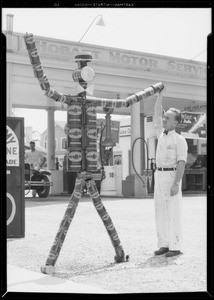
78;14;105;43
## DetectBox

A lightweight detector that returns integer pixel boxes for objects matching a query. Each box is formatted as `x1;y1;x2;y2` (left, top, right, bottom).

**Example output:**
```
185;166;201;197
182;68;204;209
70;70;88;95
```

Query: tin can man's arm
86;82;164;108
24;33;77;105
24;33;164;107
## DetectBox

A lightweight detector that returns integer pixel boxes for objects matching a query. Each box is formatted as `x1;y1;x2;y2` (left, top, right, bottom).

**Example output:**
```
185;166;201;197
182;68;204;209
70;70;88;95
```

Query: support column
7;61;12;116
47;107;56;170
6;14;14;116
122;102;148;197
140;113;147;171
6;14;14;52
130;102;141;175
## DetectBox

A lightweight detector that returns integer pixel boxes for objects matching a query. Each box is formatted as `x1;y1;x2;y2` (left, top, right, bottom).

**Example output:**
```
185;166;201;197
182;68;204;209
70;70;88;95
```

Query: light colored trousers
154;170;182;251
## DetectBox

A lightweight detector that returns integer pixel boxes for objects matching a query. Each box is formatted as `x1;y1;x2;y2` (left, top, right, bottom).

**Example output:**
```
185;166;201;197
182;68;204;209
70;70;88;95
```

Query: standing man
153;88;188;257
25;141;47;197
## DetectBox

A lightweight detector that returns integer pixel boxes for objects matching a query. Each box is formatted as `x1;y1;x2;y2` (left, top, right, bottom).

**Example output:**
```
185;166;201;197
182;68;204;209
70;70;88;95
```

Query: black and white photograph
3;3;212;296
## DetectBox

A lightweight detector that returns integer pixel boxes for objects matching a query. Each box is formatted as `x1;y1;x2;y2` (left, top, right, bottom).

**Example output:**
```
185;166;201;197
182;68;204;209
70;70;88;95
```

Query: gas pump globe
24;32;164;275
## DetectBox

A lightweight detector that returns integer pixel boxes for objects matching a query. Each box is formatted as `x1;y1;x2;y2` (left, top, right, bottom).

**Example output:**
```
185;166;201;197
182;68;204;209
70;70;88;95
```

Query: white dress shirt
155;126;188;168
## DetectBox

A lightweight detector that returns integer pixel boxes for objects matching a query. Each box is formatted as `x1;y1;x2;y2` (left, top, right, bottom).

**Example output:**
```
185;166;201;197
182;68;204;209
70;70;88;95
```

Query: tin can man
24;32;164;274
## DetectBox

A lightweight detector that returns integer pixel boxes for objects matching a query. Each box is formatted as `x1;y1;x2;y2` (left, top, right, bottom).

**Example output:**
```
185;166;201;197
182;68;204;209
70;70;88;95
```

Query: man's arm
170;160;186;196
40;156;47;168
154;87;164;126
153;87;165;138
171;136;188;196
173;160;186;185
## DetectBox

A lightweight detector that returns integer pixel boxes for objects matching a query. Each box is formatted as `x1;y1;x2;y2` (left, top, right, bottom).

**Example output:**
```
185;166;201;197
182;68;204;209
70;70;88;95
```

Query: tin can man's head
72;52;96;90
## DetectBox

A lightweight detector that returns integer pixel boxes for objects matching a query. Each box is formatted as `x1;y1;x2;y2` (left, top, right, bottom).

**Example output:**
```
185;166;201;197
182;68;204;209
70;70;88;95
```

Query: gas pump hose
99;124;106;181
131;137;148;185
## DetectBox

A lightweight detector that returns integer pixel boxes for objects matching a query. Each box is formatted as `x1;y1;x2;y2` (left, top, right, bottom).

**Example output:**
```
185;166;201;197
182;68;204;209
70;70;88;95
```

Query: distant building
25;126;42;146
40;121;67;169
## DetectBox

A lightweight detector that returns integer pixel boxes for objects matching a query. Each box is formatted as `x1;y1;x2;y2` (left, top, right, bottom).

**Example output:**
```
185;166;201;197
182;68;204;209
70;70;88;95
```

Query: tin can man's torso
65;98;98;172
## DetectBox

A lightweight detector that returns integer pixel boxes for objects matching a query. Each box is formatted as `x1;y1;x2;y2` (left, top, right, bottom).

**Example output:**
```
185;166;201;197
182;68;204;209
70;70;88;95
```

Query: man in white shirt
25;141;47;197
153;88;188;257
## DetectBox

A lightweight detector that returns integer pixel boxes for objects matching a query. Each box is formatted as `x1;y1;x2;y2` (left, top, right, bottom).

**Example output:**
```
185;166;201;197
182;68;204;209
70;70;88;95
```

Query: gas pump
132;137;156;194
100;107;116;166
99;108;117;196
6;117;25;238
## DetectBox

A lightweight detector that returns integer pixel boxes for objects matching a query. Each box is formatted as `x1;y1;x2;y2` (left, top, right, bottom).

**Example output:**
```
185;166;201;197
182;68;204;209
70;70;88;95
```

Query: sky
2;7;211;134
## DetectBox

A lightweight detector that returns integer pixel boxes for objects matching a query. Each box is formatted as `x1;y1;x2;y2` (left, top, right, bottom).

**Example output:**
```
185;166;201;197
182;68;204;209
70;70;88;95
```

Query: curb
7;264;114;294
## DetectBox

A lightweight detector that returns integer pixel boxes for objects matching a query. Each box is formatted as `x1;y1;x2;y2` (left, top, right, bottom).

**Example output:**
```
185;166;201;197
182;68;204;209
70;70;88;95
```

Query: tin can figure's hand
170;183;179;196
159;85;166;94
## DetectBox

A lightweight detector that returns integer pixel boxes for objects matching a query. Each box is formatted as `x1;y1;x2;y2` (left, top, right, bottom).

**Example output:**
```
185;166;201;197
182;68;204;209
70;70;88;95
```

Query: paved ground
7;264;112;294
6;193;207;294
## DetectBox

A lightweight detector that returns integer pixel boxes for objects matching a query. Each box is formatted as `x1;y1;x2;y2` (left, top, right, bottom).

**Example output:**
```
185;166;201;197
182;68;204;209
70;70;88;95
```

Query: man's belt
156;167;177;171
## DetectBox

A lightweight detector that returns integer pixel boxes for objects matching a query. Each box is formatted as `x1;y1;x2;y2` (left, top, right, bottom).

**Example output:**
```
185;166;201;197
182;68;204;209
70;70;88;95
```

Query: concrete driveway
7;194;207;294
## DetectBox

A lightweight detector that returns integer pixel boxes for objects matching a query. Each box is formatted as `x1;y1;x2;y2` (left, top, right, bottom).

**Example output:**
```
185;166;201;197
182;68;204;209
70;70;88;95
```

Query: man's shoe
165;250;181;257
154;247;169;255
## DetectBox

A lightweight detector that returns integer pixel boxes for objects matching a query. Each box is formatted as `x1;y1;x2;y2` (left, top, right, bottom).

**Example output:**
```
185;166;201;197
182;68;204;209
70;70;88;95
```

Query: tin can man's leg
85;177;129;263
41;174;83;275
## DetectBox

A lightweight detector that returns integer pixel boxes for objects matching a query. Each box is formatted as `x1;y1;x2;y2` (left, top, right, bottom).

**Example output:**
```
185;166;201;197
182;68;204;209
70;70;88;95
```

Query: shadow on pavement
24;194;126;208
138;253;183;269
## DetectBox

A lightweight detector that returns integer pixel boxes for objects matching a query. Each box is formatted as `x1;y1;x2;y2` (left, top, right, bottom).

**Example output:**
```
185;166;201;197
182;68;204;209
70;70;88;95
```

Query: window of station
44;137;57;151
186;139;207;169
182;138;207;191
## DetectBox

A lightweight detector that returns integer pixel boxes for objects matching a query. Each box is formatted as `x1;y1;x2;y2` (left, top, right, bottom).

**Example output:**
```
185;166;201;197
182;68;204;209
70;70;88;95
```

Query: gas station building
5;24;207;197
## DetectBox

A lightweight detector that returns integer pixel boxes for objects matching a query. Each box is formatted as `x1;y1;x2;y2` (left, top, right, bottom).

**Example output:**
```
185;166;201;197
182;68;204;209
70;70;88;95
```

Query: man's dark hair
30;141;35;145
169;107;183;123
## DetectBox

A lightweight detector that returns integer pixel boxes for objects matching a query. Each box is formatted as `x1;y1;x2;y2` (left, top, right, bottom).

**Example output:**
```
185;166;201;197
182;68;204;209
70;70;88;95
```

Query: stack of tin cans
24;33;50;91
66;101;98;172
126;82;164;106
84;102;98;172
66;101;83;172
24;33;77;104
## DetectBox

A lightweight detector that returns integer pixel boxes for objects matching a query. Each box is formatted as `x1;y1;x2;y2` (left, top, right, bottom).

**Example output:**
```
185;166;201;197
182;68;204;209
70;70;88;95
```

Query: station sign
6;125;19;166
